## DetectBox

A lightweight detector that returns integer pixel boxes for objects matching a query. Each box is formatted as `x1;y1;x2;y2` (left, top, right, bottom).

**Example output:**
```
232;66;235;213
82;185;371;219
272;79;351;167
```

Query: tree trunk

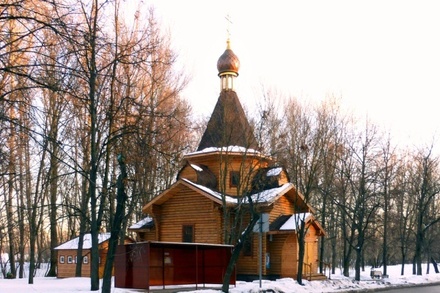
319;194;327;274
296;224;306;285
400;250;406;276
414;226;423;275
431;257;439;274
6;160;16;279
47;144;59;277
355;247;362;281
222;212;260;293
75;233;85;277
88;1;100;287
382;188;388;277
102;154;127;293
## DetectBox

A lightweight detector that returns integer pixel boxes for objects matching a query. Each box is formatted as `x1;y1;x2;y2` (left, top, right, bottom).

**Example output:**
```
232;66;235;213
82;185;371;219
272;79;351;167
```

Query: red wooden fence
114;241;235;290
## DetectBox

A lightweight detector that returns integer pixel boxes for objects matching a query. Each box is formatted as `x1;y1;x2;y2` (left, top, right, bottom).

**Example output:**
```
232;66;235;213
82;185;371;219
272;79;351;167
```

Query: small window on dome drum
230;171;240;187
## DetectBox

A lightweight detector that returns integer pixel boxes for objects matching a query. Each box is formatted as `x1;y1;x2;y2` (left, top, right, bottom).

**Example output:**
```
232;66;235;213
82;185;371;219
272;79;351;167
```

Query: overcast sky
137;0;440;148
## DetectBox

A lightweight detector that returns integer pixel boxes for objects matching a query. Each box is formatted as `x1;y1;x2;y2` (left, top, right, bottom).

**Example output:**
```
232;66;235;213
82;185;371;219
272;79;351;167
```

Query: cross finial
225;14;232;41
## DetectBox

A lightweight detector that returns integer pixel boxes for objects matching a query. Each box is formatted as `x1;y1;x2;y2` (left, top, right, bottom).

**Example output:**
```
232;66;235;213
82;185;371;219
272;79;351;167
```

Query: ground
0;264;439;292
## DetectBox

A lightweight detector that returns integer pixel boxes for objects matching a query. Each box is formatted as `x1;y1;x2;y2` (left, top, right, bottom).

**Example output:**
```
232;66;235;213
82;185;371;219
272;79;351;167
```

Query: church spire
197;40;257;151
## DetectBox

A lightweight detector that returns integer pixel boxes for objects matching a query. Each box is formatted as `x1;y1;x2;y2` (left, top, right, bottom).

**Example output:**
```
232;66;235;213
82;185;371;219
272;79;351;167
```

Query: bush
6;271;15;279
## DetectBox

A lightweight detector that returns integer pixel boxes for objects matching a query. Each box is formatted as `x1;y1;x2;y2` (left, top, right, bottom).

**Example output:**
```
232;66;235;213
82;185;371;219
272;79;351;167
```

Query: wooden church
130;39;325;281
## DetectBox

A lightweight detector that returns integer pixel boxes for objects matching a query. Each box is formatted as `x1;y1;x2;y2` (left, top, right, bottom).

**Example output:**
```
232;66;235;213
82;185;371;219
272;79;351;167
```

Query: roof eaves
250;183;293;205
181;178;237;206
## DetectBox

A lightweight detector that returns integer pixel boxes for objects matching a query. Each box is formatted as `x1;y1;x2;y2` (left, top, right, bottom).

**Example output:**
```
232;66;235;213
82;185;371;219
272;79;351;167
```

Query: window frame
59;255;65;264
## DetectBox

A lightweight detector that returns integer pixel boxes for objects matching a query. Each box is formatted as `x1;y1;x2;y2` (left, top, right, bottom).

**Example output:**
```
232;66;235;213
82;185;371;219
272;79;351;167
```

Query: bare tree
393;153;416;275
281;98;333;284
378;136;398;276
333;119;382;280
409;145;440;275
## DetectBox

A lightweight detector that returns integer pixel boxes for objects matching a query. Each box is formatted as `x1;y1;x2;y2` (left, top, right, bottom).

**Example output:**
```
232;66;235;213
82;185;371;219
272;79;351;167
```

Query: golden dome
217;40;240;76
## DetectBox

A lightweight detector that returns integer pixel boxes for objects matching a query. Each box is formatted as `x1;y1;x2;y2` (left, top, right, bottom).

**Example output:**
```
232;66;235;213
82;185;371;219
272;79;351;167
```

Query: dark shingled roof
251;167;283;192
269;215;291;231
197;90;258;151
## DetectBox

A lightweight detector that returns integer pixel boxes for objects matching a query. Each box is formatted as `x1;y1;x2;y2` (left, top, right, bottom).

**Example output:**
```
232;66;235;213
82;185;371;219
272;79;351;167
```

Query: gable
178;162;217;189
150;183;224;243
142;179;237;214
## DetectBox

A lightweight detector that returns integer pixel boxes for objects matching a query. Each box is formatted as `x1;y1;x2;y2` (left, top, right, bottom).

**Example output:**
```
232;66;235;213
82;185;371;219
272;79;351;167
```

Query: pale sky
140;0;440;148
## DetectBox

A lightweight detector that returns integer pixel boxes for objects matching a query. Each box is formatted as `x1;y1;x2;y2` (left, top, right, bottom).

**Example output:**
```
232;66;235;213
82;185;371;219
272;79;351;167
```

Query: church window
182;225;194;243
243;235;253;256
230;171;240;187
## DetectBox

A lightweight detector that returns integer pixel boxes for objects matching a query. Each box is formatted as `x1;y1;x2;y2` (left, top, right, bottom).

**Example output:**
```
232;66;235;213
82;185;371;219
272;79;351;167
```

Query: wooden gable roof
142;178;237;214
269;213;325;236
54;233;110;250
142;176;313;215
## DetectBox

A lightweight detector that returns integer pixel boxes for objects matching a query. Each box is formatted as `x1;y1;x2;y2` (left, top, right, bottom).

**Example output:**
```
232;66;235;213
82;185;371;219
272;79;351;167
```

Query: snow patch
129;217;153;229
280;213;312;230
190;164;203;172
267;167;282;177
186;146;262;157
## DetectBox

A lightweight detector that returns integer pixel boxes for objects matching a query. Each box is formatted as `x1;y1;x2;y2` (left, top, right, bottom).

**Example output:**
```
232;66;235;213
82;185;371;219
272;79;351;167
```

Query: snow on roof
129;217;153;230
54;233;111;250
181;178;238;204
190;164;203;172
182;179;292;206
280;213;312;230
250;183;293;204
185;146;262;157
267;167;282;177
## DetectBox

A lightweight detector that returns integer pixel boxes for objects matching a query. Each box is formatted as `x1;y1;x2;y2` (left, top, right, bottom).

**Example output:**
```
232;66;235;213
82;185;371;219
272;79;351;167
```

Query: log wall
150;185;222;244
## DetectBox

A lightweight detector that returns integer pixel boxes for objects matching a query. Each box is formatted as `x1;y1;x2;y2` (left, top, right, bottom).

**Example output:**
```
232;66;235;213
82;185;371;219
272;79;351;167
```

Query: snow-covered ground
0;264;439;292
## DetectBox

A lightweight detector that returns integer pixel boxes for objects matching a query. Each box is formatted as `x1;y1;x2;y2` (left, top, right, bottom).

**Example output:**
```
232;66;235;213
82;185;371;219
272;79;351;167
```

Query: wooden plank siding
57;249;91;278
267;234;288;276
137;230;157;242
236;234;258;275
268;195;295;222
177;163;197;182
57;247;108;278
281;234;298;278
147;185;223;244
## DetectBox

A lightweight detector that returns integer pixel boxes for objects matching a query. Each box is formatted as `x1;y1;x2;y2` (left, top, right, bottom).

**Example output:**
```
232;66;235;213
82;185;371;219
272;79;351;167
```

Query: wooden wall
148;184;222;244
57;244;110;278
57;249;92;278
266;233;288;276
138;230;156;242
268;194;295;222
183;153;269;196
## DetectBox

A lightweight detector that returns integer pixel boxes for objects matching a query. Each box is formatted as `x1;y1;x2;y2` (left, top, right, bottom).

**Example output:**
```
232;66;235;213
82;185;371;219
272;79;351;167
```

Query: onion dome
217;39;240;77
